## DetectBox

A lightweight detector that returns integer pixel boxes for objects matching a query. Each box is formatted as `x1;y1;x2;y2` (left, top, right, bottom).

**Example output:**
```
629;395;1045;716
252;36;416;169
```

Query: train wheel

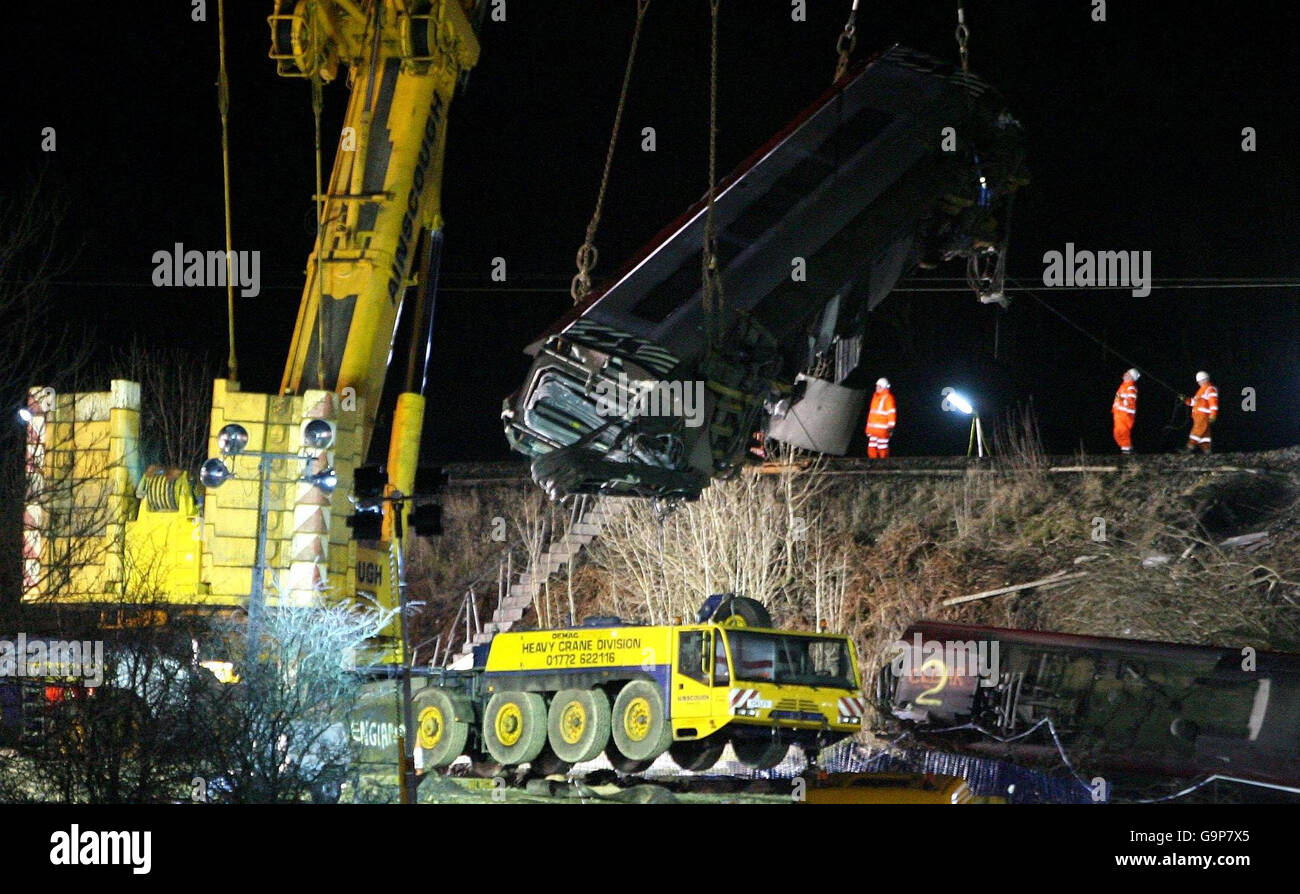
733;736;788;770
547;688;611;764
413;687;470;769
604;741;654;776
483;691;547;766
611;680;672;763
669;736;726;772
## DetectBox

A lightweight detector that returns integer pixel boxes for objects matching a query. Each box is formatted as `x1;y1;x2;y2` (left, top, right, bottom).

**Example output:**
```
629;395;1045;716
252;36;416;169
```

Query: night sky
7;1;1299;464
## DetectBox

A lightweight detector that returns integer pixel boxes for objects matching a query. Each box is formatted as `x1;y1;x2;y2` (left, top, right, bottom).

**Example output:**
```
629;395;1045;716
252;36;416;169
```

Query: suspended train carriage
502;45;1027;501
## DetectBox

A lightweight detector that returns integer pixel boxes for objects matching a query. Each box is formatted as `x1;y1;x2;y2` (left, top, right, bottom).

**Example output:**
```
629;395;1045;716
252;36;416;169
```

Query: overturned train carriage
502;45;1026;500
879;621;1300;790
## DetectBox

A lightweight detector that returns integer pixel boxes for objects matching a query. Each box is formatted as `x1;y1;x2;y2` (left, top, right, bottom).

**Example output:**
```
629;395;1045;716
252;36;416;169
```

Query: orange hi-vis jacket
1112;381;1138;417
1187;382;1219;418
865;390;897;436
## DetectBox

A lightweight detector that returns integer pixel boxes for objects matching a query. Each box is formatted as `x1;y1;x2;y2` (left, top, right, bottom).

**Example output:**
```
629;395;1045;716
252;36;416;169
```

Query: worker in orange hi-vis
865;377;896;458
1111;368;1140;454
1182;371;1219;453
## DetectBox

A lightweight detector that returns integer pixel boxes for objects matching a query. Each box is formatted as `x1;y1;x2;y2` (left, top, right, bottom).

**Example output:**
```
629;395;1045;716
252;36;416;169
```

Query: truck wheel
413;687;470;769
669;736;726;772
715;595;772;628
734;736;788;770
547;688;611;764
604;741;654;776
611;680;672;763
483;691;548;766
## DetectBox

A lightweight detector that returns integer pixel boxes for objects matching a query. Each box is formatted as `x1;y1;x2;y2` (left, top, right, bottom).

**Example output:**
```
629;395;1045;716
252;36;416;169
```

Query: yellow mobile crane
22;1;482;664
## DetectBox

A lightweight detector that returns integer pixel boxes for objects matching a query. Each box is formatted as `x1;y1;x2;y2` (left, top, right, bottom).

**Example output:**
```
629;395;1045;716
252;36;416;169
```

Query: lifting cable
833;0;859;82
571;0;652;304
216;0;238;380
955;1;970;74
311;9;328;389
1008;277;1185;404
701;0;724;349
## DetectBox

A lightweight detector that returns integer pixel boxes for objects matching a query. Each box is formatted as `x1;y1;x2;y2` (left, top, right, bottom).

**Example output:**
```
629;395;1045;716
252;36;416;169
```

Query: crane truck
22;0;483;667
355;594;868;776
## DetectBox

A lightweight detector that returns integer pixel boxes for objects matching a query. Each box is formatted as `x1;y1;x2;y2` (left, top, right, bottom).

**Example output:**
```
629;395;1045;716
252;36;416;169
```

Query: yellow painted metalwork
802;773;978;805
384;392;424;540
24;3;479;638
22;381;141;603
201;379;363;607
558;700;587;745
126;468;202;597
493;701;523;747
278;1;480;457
483;624;865;741
416;703;445;749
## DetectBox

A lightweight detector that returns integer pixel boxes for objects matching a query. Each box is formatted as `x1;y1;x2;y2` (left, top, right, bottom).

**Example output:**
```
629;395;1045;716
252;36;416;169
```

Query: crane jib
387;94;445;306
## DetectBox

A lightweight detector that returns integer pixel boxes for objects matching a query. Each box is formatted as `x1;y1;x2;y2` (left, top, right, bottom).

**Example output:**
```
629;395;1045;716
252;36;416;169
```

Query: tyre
610;680;672;763
669;736;726;772
547;688;612;764
483;691;548;766
733;735;788;770
715;595;772;628
604;741;654;776
413;687;471;770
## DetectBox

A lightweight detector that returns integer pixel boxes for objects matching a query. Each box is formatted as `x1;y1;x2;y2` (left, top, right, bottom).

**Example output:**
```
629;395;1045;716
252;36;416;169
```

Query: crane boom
275;0;481;458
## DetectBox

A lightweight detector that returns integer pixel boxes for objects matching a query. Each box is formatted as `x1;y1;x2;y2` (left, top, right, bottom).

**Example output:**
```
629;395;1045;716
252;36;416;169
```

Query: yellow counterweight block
201;380;363;607
21;381;142;602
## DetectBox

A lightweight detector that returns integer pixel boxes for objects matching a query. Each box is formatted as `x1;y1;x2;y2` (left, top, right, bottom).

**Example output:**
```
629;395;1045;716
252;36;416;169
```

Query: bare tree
511;489;551;626
590;447;839;625
0;176;85;615
201;600;396;803
115;339;217;473
0;589;220;805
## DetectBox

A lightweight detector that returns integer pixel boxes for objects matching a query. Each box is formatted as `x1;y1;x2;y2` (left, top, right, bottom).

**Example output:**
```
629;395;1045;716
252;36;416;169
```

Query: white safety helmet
1126;368;1140;381
876;377;890;389
1196;370;1210;383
